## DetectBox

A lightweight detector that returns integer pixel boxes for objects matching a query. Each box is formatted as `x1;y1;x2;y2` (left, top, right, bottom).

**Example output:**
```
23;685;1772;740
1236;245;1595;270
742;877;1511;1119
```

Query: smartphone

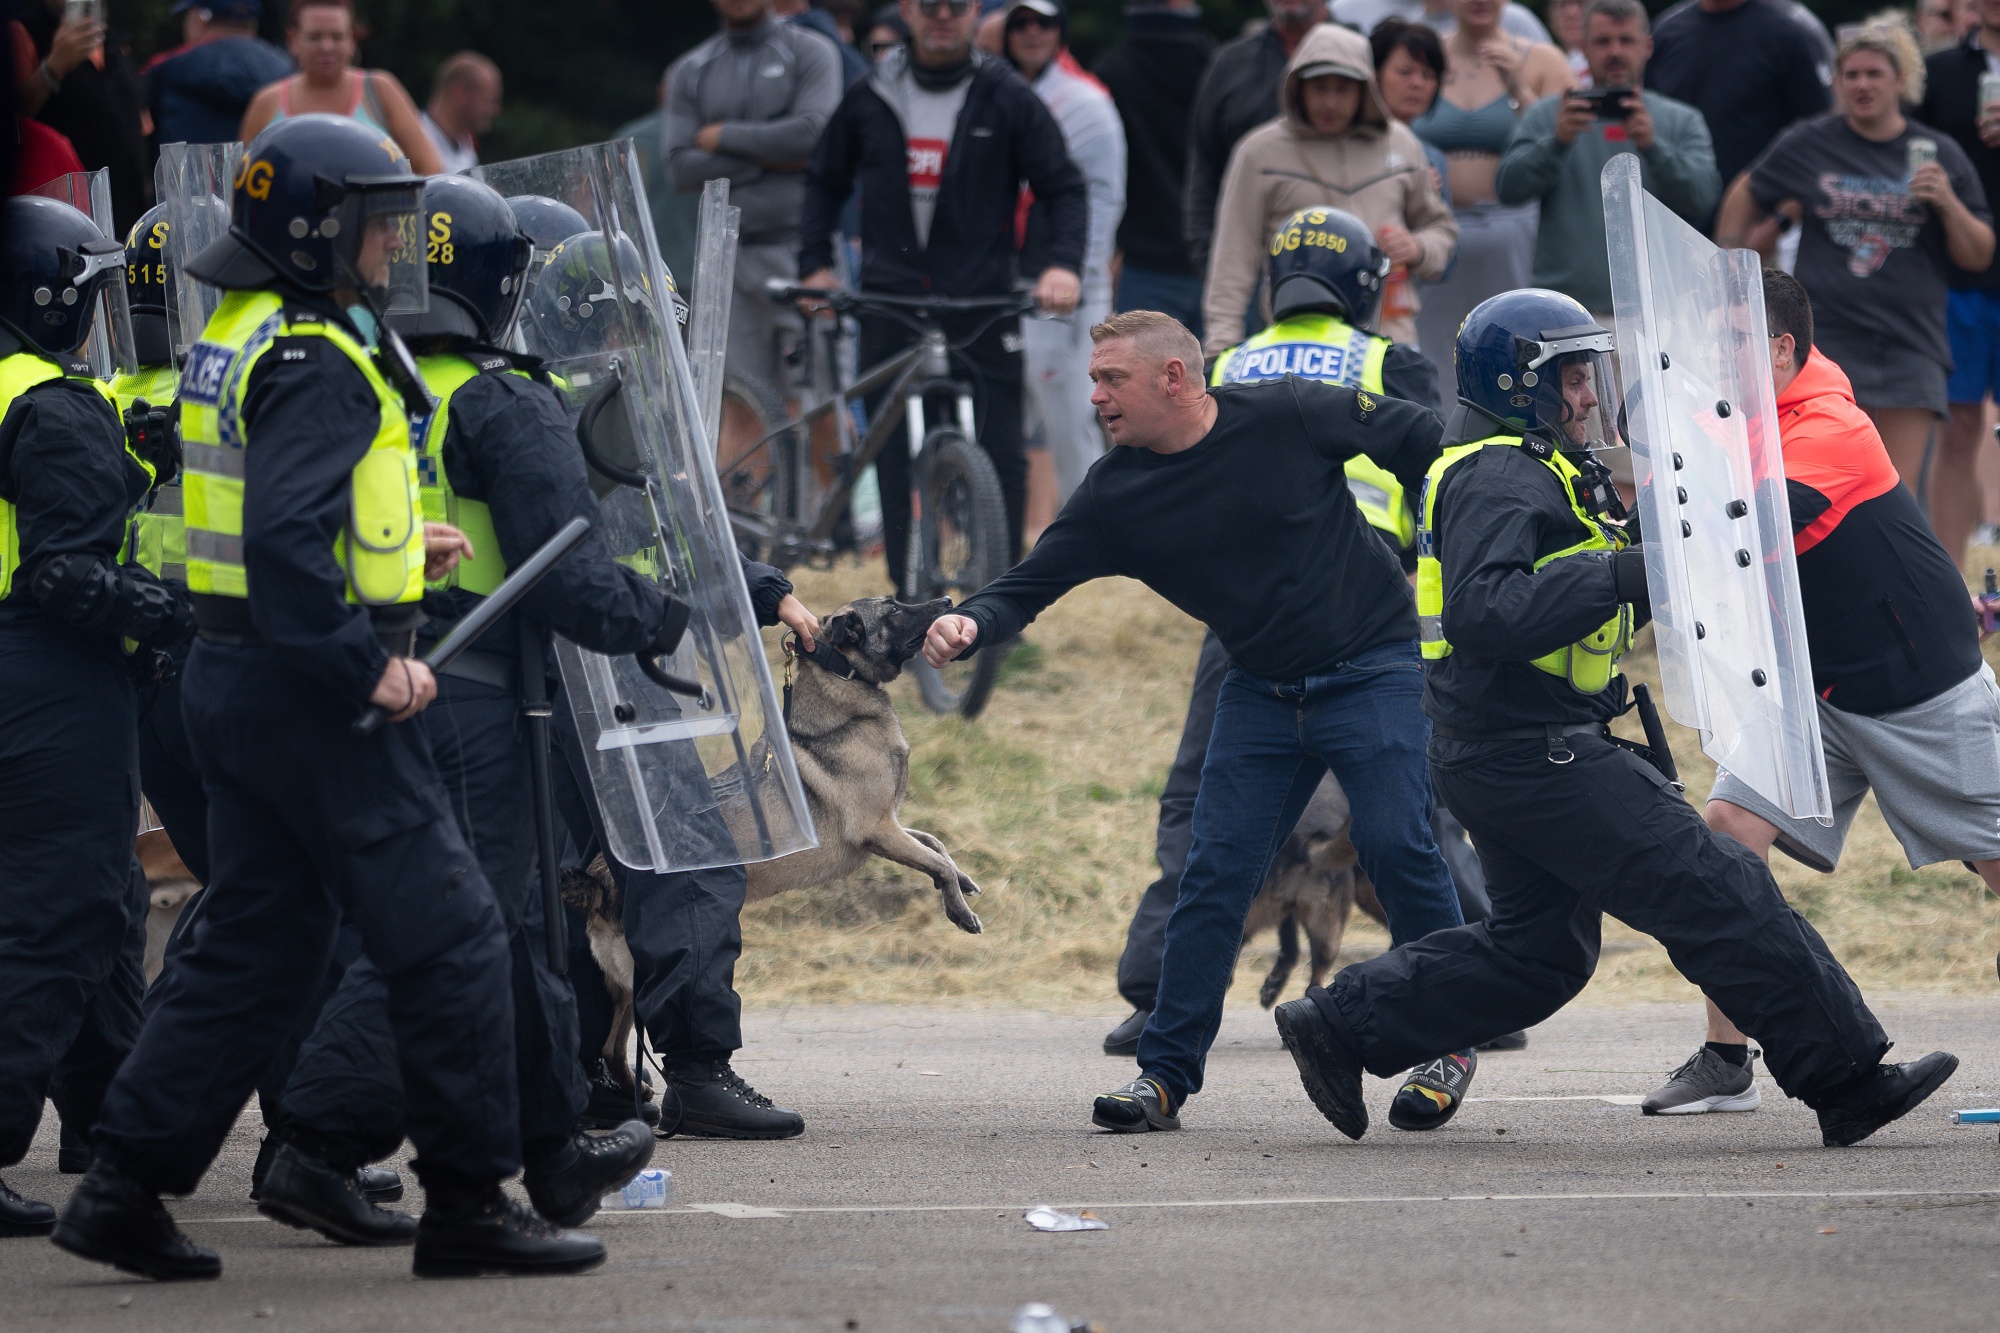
1908;137;1938;179
1575;86;1634;120
1982;71;2000;112
63;0;101;26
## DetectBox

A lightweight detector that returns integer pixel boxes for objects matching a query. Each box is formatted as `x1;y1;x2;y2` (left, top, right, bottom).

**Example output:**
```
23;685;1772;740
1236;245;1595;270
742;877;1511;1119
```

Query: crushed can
601;1167;674;1210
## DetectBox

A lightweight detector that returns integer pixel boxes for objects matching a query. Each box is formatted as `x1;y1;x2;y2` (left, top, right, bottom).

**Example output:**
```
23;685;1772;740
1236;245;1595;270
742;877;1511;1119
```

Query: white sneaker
1640;1047;1762;1115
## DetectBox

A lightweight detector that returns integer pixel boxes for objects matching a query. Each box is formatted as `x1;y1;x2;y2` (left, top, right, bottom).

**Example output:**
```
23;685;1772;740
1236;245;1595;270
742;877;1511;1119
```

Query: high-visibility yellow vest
1210;312;1414;547
114;364;185;584
0;351;138;600
412;352;523;597
179;290;423;606
1416;432;1633;695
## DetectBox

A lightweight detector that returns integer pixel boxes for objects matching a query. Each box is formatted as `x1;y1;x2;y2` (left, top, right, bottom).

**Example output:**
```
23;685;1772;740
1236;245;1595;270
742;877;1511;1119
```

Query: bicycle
721;283;1034;719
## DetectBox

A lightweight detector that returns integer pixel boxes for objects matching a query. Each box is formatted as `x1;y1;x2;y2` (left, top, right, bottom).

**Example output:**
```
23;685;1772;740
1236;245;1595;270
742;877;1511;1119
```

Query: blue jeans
1115;265;1204;341
1134;639;1463;1103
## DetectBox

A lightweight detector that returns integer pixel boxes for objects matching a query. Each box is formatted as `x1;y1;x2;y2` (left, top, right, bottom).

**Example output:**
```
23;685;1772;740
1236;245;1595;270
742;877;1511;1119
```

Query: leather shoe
358;1164;404;1204
1815;1051;1958;1147
1273;992;1369;1141
663;1061;804;1139
256;1140;416;1246
51;1161;220;1281
525;1120;654;1228
0;1175;56;1238
412;1187;606;1278
1102;1009;1149;1057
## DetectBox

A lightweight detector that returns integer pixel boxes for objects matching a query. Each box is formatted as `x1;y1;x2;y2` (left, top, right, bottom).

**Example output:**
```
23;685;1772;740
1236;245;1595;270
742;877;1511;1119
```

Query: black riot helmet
125;204;173;366
0;195;128;360
1266;207;1391;330
506;195;588;263
525;229;661;358
186;113;428;317
388;175;533;346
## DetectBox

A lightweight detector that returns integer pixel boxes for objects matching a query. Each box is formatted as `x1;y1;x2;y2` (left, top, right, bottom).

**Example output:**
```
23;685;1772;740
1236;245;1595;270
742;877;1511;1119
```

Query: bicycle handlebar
764;279;1037;317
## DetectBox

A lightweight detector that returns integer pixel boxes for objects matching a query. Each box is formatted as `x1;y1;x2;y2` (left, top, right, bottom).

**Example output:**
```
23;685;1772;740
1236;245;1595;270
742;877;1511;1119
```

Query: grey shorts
1812;334;1949;418
1709;662;2000;872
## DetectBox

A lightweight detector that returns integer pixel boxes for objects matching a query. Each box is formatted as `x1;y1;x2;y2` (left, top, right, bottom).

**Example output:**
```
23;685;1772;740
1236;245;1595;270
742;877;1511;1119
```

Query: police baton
352;517;593;736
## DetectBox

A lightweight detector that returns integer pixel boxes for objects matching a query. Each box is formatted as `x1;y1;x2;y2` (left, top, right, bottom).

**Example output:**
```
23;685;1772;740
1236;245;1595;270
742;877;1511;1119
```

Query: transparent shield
155;142;240;360
473;139;813;873
27;169;137;377
687;177;741;452
1602;155;1830;821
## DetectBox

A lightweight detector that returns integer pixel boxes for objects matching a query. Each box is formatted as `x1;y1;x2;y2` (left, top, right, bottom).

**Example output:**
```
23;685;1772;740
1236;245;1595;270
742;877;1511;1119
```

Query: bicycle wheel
908;427;1009;718
717;372;804;560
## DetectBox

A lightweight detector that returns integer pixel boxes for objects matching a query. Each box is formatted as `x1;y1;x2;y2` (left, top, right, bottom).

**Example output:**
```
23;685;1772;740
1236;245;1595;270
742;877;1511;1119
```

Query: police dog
1242;777;1388;1007
741;595;983;933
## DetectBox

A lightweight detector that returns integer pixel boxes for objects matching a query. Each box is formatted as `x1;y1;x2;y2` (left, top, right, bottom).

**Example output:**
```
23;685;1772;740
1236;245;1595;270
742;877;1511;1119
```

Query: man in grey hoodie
666;0;846;393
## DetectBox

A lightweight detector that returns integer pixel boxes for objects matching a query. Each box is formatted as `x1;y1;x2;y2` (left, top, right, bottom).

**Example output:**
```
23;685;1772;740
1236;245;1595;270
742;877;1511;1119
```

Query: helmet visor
1539;349;1621;454
72;236;138;377
333;183;428;316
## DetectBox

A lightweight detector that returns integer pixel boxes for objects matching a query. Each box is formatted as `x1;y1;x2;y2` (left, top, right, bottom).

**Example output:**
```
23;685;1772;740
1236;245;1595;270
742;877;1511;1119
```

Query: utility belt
193;594;424;657
1431;683;1680;787
433;647;519;694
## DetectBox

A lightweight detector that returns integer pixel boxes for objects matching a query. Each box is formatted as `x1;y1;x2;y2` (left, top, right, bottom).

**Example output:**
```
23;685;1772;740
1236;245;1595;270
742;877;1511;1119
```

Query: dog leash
779;631;856;725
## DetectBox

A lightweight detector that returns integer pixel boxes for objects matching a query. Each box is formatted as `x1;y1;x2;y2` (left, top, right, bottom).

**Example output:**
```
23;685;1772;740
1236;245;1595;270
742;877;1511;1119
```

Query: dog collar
786;633;857;682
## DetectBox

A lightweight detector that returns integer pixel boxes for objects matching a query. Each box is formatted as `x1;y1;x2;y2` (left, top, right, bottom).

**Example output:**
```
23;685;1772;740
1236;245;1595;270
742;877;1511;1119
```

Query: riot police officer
258;175;677;1242
53;115;601;1281
0;195;187;1237
1270;289;1960;1148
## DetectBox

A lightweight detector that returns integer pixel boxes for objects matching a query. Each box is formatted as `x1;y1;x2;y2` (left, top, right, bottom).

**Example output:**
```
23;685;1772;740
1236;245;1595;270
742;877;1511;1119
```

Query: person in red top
12;114;83;193
1642;268;2000;1117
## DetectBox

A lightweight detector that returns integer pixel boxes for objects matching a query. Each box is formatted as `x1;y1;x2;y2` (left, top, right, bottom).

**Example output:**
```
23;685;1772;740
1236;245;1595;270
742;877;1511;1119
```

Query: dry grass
737;555;2000;1012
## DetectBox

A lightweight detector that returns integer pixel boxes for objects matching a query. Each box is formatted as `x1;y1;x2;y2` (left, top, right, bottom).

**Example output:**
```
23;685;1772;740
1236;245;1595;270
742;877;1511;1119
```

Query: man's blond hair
1090;309;1203;375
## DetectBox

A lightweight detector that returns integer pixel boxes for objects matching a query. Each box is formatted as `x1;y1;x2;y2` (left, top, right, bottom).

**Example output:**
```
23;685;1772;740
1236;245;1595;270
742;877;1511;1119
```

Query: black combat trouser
551;701;747;1068
1315;730;1890;1104
1117;631;1491;1012
0;611;147;1168
279;672;587;1166
137;662;208;885
94;641;520;1195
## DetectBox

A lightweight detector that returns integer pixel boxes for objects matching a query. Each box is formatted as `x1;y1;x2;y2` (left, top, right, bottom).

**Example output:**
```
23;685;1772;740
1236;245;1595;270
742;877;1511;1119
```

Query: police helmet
186;114;428;315
506;195;589;260
1455;288;1618;450
1267;207;1390;329
125;204;173;366
525;229;662;358
0;196;128;360
388;176;533;345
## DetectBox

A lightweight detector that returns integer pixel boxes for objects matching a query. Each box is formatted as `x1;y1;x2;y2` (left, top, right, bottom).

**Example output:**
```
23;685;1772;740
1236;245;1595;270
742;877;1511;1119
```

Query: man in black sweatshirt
922;309;1464;1132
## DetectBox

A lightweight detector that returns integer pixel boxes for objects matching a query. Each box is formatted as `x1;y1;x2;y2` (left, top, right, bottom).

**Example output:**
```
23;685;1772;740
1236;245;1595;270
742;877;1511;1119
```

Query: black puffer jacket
798;50;1087;296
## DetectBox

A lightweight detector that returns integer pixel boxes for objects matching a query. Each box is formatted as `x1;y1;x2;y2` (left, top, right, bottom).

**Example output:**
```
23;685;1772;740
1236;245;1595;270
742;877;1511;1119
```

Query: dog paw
958;872;981;898
939;888;984;935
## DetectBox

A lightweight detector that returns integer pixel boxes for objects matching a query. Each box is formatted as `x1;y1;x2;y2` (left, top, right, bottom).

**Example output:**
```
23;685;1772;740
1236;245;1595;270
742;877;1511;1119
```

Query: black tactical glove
1609;546;1650;611
649;594;692;659
124;398;181;489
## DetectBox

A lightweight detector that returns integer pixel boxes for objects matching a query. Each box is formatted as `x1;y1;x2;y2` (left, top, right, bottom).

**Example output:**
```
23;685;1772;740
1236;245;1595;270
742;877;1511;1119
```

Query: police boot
412;1181;606;1279
662;1060;805;1139
0;1175;56;1237
50;1161;220;1281
522;1121;655;1228
581;1058;658;1130
256;1138;417;1247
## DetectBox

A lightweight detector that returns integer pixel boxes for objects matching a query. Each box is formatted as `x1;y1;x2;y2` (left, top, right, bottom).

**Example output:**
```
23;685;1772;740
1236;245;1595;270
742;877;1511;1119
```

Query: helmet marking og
1266;206;1390;330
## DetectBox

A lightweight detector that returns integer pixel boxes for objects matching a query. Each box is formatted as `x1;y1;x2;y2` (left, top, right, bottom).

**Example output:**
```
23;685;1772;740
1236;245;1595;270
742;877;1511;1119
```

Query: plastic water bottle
601;1167;673;1210
1011;1304;1070;1333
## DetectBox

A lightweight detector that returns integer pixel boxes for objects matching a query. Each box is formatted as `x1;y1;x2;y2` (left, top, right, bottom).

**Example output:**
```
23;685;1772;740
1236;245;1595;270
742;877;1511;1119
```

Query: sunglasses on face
1008;11;1060;28
915;0;975;15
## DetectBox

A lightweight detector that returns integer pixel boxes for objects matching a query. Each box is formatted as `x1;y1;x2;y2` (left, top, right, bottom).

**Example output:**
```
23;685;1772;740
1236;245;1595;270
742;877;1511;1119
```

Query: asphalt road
6;996;1998;1332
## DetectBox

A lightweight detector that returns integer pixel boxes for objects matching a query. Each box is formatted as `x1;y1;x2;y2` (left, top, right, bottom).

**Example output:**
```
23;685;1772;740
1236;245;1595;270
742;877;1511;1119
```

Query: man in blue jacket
144;1;293;147
797;0;1087;583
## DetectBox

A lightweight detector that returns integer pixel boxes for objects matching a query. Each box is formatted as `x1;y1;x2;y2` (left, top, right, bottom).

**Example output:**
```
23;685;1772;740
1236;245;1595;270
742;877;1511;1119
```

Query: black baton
519;617;569;975
353;517;593;736
1631;682;1683;790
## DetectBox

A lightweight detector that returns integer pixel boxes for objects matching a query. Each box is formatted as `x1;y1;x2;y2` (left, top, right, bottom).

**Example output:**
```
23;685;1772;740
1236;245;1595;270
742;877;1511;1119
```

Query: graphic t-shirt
901;80;968;248
1750;113;1989;369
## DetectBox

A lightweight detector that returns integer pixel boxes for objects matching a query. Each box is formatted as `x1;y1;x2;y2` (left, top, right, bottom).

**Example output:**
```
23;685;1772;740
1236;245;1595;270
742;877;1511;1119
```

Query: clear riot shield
473;140;813;873
686;177;740;452
154;142;241;361
1602;155;1830;822
27;169;137;378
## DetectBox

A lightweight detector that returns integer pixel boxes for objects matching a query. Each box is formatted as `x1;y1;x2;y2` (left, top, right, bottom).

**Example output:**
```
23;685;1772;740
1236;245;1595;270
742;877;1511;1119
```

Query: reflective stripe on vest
1415;433;1633;695
413;353;515;597
116;365;186;584
1210;314;1413;546
179;290;423;606
0;352;135;599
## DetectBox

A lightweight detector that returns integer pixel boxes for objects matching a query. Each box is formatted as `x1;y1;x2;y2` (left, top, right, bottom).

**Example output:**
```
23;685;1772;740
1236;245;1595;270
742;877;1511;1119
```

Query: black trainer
663;1062;804;1139
1091;1077;1179;1132
0;1175;56;1238
1815;1052;1959;1148
1387;1050;1478;1131
524;1121;655;1228
581;1058;659;1131
1476;1030;1528;1052
1102;1009;1149;1057
412;1187;606;1279
1273;993;1369;1141
358;1164;404;1203
256;1140;416;1247
58;1122;90;1174
51;1161;220;1281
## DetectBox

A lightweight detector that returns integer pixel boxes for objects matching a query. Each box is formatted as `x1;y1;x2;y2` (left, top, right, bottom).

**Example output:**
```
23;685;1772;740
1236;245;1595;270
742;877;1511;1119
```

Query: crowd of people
0;0;1997;1294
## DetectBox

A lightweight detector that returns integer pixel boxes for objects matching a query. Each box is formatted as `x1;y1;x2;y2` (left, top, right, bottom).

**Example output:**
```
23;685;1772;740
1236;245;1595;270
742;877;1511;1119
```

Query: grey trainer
1641;1047;1762;1115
